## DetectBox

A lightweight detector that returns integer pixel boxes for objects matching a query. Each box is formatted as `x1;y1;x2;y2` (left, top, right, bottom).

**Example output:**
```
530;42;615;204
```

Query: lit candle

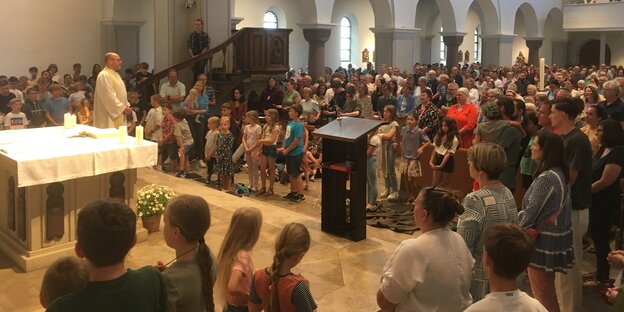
119;125;127;144
135;125;144;144
539;58;545;91
64;113;71;128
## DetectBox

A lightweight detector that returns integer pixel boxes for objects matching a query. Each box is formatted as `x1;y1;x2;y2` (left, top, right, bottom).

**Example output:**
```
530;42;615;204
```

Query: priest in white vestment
93;52;131;128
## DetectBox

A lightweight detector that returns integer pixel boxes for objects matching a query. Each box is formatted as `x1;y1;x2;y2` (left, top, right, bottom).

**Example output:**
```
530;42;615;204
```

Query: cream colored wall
457;9;481;64
512;15;529;66
0;0;103;76
326;0;375;70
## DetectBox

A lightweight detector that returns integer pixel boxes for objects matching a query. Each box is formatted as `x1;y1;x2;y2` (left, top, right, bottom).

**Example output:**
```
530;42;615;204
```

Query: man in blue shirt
279;104;305;202
42;84;70;126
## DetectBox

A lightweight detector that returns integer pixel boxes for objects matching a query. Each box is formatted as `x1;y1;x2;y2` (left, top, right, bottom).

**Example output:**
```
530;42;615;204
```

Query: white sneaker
198;160;207;168
387;192;399;200
380;190;391;199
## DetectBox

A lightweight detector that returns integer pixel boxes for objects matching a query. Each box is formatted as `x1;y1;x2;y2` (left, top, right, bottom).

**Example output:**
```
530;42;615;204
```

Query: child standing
158;195;217;312
249;223;317;312
258;109;280;196
279;105;305;202
159;103;178;172
366;131;381;210
4;99;29;130
399;113;430;204
378;105;400;200
216;207;263;312
204;116;220;184
173;110;194;178
215;116;235;191
429;117;460;187
145;95;163;143
243;111;262;192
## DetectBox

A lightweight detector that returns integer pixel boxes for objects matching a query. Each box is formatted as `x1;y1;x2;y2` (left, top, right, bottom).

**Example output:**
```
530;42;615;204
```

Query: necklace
162;245;197;269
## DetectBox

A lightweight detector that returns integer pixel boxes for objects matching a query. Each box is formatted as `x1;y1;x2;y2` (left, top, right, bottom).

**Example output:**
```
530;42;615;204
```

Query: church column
442;34;465;67
419;35;435;65
370;27;420;71
525;38;544;66
480;34;515;67
301;24;333;80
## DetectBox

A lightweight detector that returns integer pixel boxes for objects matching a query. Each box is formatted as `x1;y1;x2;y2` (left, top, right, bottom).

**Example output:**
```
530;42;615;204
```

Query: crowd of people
2;50;624;310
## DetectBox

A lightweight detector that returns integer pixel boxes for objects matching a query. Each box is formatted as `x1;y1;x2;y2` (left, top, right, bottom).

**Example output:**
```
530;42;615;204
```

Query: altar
0;126;157;271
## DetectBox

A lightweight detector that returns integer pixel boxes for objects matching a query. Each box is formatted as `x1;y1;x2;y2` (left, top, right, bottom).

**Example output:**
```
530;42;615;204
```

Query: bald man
93;52;132;128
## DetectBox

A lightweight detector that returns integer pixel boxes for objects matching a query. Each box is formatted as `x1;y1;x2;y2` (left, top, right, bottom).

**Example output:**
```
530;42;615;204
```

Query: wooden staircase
139;27;292;104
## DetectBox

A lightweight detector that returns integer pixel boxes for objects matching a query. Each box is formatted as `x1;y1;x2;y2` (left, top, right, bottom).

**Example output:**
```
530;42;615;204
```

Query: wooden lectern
313;117;384;241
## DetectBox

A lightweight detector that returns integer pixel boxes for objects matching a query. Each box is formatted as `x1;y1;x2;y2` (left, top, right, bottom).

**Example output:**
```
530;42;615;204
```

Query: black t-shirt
592;146;624;206
598;98;624;120
0;92;16;114
562;128;593;210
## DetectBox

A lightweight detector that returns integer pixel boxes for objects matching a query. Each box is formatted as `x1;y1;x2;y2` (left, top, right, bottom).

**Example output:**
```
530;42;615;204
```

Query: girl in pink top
243;111;262;191
216;207;263;312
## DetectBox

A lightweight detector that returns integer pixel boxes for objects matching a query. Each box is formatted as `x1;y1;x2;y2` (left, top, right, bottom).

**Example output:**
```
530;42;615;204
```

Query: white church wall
512;15;529;67
326;0;375;71
235;0;308;72
0;0;103;77
457;10;481;65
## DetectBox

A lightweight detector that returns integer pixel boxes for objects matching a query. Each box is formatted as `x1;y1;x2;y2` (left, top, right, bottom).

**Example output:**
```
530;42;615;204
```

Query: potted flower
136;184;176;233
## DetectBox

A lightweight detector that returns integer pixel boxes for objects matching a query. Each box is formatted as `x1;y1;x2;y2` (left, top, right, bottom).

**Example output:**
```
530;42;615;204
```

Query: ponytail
197;239;215;312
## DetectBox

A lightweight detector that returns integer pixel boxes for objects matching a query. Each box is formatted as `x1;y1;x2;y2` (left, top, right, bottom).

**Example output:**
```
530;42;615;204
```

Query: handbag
526;170;568;241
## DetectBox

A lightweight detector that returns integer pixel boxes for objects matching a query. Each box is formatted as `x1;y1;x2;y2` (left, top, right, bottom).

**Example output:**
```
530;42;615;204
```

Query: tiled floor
0;167;613;311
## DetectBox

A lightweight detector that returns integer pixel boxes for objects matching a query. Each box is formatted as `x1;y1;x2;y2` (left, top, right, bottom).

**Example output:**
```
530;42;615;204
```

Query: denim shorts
261;145;277;158
286;153;303;177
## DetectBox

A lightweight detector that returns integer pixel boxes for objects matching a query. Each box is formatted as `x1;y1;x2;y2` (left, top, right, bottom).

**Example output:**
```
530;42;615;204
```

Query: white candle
71;115;77;127
119;125;127;144
64;113;71;128
539;58;545;91
135;125;144;144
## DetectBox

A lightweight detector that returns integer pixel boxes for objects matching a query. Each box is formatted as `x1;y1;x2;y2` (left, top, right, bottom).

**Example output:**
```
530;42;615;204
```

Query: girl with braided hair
158;194;217;312
216;207;263;312
249;223;316;312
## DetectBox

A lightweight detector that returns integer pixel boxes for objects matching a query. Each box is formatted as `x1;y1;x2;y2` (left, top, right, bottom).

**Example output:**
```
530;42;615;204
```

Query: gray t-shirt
562;128;593;210
161;252;218;312
174;119;194;146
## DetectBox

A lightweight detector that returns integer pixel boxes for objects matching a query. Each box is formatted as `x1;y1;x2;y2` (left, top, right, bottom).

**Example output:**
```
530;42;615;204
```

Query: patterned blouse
417;103;440;137
161;114;175;144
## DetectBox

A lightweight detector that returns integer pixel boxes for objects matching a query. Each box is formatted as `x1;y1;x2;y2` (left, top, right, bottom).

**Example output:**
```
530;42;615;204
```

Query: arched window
474;27;481;63
340;17;352;63
263;11;278;29
440;27;446;63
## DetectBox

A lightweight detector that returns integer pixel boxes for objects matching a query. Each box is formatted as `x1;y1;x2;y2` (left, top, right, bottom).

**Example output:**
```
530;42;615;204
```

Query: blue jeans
367;156;378;204
382;142;398;192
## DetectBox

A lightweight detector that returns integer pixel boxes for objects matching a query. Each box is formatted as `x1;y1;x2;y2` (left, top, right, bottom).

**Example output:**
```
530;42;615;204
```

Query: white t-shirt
4;112;29;130
126;111;138;127
144;107;163;141
464;290;547;312
380;228;474;312
434;136;459;156
369;134;381;157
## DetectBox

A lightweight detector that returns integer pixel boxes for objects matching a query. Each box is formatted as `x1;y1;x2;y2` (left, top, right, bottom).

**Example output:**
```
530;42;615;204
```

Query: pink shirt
228;250;254;307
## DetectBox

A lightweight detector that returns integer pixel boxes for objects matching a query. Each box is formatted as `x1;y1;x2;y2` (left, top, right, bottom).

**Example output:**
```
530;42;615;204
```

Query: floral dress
215;132;235;177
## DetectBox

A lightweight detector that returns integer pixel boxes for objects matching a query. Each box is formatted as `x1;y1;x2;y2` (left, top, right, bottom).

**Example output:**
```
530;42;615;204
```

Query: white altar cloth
0;125;157;187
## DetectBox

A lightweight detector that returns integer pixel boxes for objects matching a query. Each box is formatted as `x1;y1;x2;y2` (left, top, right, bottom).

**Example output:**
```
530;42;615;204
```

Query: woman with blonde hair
216;207;263;312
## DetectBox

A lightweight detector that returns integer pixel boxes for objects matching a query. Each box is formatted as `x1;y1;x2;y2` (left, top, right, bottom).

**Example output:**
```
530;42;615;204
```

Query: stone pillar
480;34;515;67
525;38;544;66
420;35;435;64
599;32;606;65
301;24;333;80
442;34;465;68
370;27;420;71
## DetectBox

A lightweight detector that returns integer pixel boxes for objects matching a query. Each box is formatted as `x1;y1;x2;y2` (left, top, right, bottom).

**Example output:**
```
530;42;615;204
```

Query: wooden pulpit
313;117;384;241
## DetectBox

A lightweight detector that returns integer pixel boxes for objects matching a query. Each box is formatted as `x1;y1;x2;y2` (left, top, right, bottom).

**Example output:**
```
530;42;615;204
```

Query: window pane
263;12;278;29
341;50;350;62
341;27;351;38
341;17;350;27
341;38;351;48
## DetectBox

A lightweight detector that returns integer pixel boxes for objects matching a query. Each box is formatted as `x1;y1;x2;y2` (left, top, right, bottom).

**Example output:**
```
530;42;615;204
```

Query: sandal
265;189;274;197
256;188;266;195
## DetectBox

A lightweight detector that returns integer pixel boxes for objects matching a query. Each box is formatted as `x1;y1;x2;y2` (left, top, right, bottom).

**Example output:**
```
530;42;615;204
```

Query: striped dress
457;186;518;302
519;168;574;272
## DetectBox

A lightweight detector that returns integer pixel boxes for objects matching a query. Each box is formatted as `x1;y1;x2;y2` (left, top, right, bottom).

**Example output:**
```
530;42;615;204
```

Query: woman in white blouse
377;187;474;312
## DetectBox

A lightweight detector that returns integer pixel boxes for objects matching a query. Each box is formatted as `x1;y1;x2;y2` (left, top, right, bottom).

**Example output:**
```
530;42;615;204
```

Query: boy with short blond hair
39;256;89;308
204;116;220;184
4;98;29;129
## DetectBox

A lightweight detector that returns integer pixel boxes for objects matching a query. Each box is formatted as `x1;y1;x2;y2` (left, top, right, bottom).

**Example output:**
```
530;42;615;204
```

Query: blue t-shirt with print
284;120;304;156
